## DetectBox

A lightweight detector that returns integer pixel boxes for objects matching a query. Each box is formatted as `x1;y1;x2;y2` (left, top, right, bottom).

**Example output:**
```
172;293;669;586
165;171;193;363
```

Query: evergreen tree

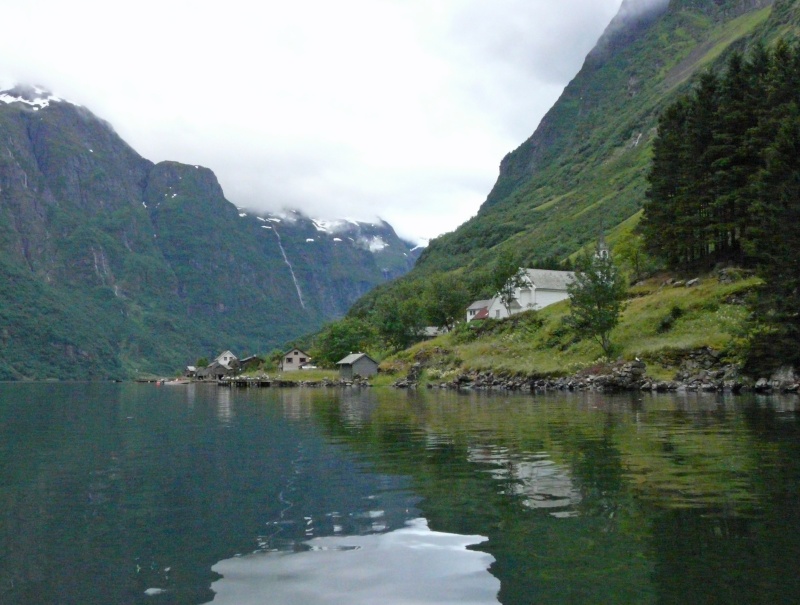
644;40;800;371
747;110;800;369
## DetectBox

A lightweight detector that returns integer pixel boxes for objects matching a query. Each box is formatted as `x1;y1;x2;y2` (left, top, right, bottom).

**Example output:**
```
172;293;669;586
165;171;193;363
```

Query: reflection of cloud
468;446;581;517
208;518;500;604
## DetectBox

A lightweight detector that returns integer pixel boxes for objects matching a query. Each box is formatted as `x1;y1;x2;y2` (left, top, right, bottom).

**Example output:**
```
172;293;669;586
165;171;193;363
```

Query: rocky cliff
0;86;418;378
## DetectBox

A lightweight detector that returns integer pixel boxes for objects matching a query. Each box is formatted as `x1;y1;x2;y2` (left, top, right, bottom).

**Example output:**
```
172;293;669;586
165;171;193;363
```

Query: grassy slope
382;272;760;382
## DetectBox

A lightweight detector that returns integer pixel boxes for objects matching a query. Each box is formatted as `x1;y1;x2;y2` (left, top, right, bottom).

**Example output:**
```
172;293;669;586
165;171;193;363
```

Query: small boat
164;379;191;385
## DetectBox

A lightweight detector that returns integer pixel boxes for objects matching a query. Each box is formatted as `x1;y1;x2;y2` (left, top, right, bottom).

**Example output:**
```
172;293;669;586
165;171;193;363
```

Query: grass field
382;271;760;382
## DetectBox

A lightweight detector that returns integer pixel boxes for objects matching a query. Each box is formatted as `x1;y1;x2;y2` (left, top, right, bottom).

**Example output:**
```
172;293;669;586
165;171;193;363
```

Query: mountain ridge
0;89;418;379
413;0;782;275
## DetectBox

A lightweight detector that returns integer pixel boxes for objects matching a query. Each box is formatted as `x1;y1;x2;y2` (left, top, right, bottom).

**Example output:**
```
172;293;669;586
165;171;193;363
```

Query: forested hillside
0;89;418;379
642;40;800;368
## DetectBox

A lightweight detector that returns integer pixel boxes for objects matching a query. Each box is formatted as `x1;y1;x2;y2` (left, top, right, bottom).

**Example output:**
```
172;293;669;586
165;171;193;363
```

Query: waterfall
273;228;306;309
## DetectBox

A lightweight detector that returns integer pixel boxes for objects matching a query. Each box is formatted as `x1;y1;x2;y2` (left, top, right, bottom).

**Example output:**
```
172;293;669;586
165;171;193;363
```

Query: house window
495;310;500;318
300;357;306;363
286;357;293;364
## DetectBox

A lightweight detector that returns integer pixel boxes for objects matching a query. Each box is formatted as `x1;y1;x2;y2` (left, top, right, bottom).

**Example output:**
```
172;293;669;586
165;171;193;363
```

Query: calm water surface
1;383;799;604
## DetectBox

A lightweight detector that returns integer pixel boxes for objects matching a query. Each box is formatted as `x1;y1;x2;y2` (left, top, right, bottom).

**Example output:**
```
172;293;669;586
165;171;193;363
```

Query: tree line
642;41;800;369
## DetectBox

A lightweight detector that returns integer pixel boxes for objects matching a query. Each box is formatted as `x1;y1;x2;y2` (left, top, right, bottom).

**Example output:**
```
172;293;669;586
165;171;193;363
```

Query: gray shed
336;353;379;380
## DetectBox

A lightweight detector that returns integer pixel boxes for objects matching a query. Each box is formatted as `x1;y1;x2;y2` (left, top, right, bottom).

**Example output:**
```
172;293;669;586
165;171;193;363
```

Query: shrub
657;305;685;333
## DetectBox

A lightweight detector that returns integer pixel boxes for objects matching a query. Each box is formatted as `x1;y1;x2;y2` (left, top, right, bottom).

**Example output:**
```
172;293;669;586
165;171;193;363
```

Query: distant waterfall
273;228;306;309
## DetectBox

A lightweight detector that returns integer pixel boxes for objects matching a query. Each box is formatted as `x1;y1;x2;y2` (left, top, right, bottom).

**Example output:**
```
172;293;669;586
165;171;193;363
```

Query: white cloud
0;0;623;243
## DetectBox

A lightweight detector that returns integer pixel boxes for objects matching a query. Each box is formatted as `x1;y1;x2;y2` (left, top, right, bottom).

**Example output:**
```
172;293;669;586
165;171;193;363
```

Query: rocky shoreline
216;376;372;388
393;347;800;395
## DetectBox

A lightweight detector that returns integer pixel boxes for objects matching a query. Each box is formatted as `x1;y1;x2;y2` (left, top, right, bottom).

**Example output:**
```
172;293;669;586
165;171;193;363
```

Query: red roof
473;307;489;320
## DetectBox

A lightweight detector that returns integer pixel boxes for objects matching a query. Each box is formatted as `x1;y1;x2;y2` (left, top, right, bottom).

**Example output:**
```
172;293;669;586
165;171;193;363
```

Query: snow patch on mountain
0;85;69;110
361;236;388;252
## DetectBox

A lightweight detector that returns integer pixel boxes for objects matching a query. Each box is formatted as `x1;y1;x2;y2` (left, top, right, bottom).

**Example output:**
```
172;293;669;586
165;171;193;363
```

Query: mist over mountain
0;88;418;379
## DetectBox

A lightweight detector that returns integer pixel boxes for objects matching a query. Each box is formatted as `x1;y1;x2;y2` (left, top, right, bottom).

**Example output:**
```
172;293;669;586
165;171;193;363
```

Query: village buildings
195;350;240;380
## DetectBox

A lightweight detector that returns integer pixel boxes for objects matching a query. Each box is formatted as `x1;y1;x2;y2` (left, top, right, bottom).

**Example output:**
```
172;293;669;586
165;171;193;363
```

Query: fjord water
1;384;800;604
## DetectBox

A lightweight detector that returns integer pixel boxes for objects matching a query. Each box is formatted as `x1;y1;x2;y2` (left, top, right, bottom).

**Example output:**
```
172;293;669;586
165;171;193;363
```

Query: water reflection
208;518;500;605
216;387;233;423
3;384;800;605
469;446;581;516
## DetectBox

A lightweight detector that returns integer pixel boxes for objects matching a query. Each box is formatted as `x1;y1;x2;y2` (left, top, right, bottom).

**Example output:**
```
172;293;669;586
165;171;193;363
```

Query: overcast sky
1;0;625;244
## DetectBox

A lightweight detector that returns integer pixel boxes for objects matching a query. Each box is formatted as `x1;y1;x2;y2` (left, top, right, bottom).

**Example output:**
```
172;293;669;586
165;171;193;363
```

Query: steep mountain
413;0;789;274
0;86;418;379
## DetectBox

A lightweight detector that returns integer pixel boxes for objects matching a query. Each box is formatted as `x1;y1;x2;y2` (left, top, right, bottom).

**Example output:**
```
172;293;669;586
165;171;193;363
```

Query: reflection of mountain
468;445;581;517
0;384;421;605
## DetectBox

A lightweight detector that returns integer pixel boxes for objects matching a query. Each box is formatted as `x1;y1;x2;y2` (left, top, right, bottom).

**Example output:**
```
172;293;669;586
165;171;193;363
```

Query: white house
471;269;575;321
214;350;238;366
466;299;493;323
196;350;239;380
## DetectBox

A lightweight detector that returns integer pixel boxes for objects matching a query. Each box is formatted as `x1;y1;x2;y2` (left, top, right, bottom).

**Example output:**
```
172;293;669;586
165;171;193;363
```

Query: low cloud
0;0;624;243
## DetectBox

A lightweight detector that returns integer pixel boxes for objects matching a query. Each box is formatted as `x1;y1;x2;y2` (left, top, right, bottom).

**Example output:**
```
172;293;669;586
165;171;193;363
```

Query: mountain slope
414;0;782;274
0;87;418;379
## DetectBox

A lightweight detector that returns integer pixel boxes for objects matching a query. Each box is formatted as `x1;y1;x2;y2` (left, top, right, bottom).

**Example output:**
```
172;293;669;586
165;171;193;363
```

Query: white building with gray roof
483;269;575;320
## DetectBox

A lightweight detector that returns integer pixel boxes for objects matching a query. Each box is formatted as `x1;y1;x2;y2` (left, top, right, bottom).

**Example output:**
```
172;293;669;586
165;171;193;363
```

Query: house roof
467;299;493;311
523;269;574;291
215;350;237;362
337;353;378;366
201;360;233;373
473;307;490;320
283;348;310;356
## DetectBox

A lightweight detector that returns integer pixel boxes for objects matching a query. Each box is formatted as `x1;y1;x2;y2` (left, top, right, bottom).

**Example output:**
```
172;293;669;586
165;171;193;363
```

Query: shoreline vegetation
378;268;799;396
130;268;799;396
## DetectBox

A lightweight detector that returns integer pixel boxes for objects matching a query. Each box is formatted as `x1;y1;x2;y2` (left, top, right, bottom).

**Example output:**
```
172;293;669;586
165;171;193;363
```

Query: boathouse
336;353;379;380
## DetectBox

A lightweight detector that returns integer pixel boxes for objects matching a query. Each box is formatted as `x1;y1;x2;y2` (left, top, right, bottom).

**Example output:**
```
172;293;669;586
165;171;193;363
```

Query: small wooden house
280;348;312;372
196;350;240;380
197;361;233;380
336;353;379;380
239;355;262;372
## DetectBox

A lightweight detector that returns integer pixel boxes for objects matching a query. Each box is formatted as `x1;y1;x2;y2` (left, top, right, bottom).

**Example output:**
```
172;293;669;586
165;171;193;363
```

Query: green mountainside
0;90;418;379
415;0;785;274
318;0;800;369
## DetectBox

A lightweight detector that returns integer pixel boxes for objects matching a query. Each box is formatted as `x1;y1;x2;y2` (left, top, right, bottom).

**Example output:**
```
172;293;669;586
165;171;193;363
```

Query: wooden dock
218;378;273;388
